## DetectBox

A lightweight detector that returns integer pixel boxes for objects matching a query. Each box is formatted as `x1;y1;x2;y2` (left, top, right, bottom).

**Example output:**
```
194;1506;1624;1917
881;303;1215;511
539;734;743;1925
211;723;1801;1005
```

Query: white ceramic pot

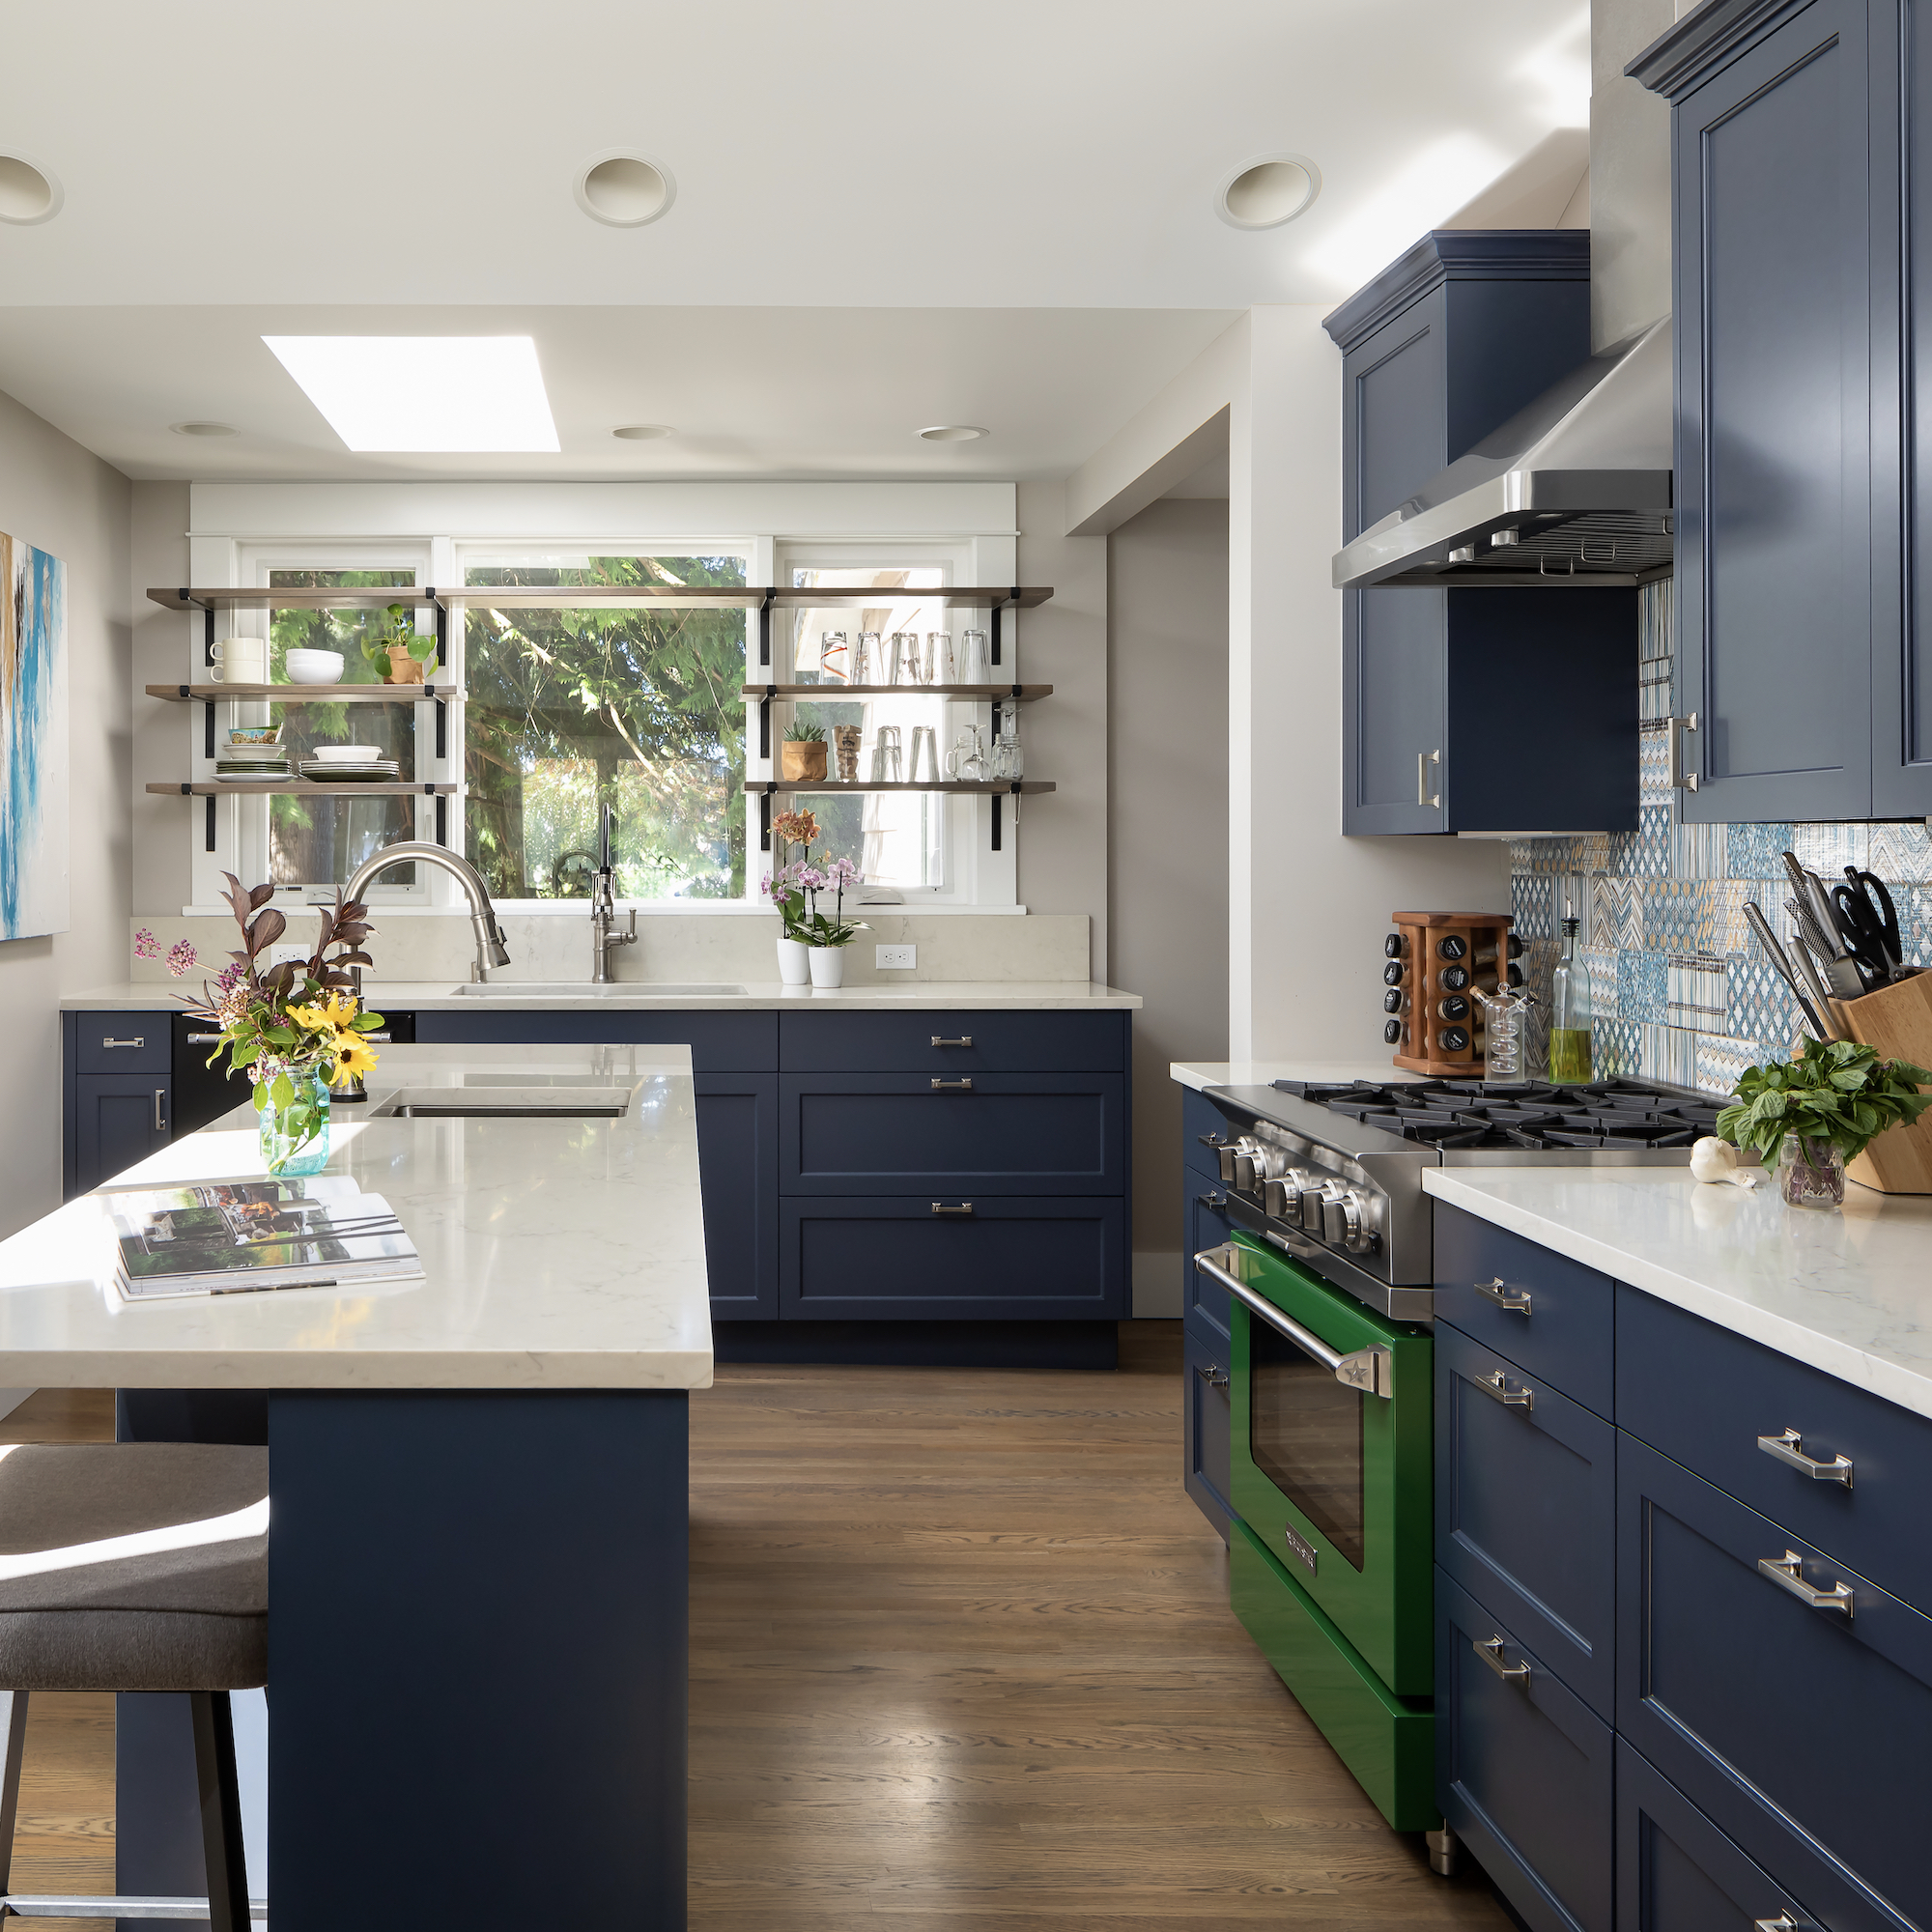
776;937;810;985
808;946;845;989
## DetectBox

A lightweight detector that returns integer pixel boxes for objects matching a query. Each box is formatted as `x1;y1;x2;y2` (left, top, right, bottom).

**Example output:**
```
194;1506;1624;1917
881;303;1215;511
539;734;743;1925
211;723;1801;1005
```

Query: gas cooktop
1273;1076;1725;1152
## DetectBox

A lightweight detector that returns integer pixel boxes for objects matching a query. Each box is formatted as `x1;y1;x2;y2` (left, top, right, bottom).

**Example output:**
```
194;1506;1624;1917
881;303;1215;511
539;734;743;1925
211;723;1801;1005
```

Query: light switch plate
876;944;917;971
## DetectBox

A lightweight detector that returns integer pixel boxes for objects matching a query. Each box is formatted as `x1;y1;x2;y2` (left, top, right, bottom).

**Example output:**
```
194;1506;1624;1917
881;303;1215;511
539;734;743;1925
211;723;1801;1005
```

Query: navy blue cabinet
1182;1325;1235;1542
1182;1181;1234;1346
694;1072;779;1320
71;1074;172;1194
1325;232;1636;836
780;1009;1125;1074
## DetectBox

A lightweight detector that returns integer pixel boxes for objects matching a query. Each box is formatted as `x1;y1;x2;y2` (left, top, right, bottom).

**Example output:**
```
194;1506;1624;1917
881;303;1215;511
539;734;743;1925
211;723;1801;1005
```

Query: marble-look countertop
67;980;1140;1012
1425;1168;1932;1421
0;1044;713;1392
1171;1060;1422;1093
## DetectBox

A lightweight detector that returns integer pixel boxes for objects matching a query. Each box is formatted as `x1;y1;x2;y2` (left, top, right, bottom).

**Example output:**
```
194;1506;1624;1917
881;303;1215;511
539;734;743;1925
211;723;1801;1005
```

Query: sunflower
325;1031;380;1089
285;1002;332;1037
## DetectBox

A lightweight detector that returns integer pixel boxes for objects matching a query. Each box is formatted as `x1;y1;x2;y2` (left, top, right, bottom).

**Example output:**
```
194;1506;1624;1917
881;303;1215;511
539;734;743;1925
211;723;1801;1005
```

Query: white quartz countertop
0;1044;714;1392
67;980;1140;1012
1425;1168;1932;1422
1171;1060;1422;1093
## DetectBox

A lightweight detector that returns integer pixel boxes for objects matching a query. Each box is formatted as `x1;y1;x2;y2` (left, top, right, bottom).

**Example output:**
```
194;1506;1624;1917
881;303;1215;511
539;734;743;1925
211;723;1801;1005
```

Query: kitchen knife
1782;853;1867;999
1781;900;1844;1034
1745;901;1835;1042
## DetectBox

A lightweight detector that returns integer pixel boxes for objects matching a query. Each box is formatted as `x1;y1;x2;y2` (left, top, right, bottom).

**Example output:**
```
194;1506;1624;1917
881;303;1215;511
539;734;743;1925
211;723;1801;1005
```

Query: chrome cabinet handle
930;1035;974;1047
929;1202;974;1216
1753;1916;1801;1931
1757;1550;1854;1618
1194;1362;1230;1388
1757;1429;1854;1488
1197;1133;1231;1150
102;1036;145;1050
1473;1634;1530;1684
153;1090;168;1133
1196;1190;1228;1209
1474;1368;1534;1411
1474;1277;1533;1315
1417;748;1441;810
929;1078;974;1092
1192;1248;1393;1399
186;1033;224;1044
1668;712;1701;792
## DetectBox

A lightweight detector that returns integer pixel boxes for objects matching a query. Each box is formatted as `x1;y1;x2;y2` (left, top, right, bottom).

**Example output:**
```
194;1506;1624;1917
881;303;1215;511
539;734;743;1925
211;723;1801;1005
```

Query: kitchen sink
450;981;749;998
372;1086;632;1119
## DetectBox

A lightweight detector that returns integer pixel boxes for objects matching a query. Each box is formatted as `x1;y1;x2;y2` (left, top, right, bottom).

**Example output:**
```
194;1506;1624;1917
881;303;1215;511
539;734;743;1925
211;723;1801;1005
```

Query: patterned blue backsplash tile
1508;580;1931;1096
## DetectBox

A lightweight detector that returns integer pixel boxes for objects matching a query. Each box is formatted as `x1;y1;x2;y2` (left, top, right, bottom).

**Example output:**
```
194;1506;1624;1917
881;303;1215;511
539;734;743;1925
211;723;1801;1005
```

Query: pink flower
827;857;862;887
166;940;199;979
134;928;160;960
796;866;827;894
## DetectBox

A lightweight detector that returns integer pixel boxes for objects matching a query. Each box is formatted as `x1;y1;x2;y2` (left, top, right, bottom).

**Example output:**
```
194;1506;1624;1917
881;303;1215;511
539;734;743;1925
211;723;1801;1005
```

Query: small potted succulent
360;602;439;685
1717;1037;1932;1209
781;721;827;782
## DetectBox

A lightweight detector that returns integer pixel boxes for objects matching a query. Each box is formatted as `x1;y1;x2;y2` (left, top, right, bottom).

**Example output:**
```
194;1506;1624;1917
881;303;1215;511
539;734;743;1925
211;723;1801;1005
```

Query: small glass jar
258;1067;331;1176
1777;1134;1846;1210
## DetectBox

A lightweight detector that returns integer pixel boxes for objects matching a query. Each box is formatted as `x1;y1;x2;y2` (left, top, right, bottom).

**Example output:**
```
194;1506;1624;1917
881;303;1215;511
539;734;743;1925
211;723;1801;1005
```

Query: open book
103;1176;424;1300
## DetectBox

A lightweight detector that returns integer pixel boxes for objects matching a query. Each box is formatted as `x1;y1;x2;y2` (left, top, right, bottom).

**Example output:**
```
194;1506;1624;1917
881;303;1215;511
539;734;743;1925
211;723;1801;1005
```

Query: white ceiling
0;0;1590;482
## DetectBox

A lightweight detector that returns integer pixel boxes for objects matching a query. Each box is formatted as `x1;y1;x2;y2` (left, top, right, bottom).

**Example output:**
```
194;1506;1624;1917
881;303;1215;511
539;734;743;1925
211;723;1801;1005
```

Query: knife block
1827;971;1932;1193
1389;910;1516;1078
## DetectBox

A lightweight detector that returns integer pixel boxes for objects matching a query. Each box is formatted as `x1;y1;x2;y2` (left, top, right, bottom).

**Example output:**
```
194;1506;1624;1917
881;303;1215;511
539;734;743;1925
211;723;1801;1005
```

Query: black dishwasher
169;1009;417;1137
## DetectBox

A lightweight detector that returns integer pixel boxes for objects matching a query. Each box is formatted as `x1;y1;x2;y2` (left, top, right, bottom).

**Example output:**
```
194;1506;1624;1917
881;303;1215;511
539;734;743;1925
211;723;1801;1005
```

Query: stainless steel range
1199;1077;1722;1321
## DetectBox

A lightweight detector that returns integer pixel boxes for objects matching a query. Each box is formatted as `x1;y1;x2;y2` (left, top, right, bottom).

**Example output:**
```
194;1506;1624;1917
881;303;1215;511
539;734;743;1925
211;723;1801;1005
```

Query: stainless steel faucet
590;802;638;984
342;842;513;984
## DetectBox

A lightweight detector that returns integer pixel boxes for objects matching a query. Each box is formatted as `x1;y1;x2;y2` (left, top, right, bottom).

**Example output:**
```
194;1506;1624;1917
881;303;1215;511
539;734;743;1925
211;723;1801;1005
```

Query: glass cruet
1548;908;1592;1084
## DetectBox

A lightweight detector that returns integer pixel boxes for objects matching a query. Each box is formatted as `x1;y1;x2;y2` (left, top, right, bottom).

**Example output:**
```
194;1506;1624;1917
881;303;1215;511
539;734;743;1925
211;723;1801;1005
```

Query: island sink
452;980;748;998
372;1085;632;1119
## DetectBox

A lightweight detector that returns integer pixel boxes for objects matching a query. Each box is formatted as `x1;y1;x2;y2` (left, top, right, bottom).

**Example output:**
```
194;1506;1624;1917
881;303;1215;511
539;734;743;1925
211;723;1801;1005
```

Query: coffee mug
210;638;267;684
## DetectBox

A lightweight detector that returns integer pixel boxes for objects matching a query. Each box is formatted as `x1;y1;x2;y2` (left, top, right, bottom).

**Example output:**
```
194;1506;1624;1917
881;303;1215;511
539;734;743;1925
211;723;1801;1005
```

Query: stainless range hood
1332;316;1673;590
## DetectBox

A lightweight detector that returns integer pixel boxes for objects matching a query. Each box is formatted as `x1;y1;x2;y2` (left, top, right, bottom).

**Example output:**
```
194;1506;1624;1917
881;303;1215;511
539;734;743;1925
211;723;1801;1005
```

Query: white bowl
311;744;382;763
284;649;344;684
220;742;288;760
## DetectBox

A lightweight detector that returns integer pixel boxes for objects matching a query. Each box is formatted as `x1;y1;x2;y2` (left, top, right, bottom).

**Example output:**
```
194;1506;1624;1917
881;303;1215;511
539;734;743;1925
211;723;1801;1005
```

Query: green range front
1203;1235;1435;1831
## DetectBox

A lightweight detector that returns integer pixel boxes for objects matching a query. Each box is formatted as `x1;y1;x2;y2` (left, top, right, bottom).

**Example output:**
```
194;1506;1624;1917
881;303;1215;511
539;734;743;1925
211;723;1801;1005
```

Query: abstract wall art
0;531;68;940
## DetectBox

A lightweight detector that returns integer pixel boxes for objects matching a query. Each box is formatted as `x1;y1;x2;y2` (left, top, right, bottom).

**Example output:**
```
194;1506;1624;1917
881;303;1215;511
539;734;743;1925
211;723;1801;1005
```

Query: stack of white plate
215;739;291;781
298;755;400;782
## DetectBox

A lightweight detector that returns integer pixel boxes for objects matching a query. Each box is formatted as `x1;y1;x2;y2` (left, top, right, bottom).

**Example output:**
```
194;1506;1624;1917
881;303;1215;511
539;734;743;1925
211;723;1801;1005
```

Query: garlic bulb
1690;1137;1741;1184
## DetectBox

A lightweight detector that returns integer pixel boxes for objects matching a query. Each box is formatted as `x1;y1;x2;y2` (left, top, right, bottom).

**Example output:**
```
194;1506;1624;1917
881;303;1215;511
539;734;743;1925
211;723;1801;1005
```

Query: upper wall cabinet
1634;0;1932;820
1325;234;1638;836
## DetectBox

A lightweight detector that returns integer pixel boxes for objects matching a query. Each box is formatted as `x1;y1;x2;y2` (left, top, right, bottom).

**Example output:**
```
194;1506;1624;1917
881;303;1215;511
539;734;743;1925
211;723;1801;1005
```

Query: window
458;554;749;901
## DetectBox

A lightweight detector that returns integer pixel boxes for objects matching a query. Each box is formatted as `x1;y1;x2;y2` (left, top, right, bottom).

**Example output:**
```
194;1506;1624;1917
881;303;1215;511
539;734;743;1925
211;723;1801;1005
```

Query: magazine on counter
101;1175;424;1300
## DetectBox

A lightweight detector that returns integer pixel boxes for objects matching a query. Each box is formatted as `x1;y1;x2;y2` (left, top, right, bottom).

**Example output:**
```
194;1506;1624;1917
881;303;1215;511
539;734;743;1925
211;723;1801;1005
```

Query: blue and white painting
0;532;67;939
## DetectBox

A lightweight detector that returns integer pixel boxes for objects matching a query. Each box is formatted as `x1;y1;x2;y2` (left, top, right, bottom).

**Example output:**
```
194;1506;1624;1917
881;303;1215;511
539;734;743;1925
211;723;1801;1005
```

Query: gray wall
0;387;133;1238
1106;497;1230;1315
1593;0;1677;348
131;482;192;915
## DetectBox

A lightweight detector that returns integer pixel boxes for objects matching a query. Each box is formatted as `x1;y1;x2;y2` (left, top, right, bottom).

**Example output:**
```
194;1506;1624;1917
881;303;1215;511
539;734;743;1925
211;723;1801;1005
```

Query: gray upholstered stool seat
0;1443;266;1927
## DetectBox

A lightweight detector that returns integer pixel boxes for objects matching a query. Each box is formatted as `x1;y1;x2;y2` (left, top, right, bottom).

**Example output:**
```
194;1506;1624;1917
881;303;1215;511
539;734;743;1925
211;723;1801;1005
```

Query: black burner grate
1275;1076;1723;1151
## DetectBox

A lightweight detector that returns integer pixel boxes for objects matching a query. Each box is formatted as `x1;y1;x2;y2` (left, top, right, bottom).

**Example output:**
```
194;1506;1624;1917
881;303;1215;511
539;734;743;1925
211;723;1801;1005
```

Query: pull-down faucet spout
342;842;512;983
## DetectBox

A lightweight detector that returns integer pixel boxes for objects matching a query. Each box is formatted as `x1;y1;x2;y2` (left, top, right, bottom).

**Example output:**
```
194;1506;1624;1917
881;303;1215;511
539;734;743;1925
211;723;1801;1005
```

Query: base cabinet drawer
1436;1323;1615;1718
780;1073;1125;1195
1616;1741;1824;1932
1436;1569;1611;1932
781;1197;1125;1321
1183;1183;1235;1345
1618;1433;1932;1931
1183;1326;1235;1542
1182;1088;1234;1185
780;1009;1125;1073
71;1014;173;1076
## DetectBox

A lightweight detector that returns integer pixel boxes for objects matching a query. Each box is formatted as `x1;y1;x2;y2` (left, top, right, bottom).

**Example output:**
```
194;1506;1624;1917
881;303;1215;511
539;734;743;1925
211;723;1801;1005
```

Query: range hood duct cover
1333;315;1673;589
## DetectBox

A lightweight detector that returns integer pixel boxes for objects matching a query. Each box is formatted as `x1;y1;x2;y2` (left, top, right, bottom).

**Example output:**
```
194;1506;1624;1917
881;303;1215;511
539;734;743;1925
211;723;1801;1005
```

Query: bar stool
0;1443;267;1927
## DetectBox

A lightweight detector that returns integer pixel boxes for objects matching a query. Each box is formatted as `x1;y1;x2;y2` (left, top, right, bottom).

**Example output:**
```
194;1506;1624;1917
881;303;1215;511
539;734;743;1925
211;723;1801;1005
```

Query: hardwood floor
1;1346;1514;1927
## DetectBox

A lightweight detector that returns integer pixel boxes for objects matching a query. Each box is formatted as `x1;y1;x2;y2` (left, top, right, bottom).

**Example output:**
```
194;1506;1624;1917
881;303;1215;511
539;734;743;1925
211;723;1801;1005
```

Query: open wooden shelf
745;781;1055;796
739;684;1052;701
147;683;465;703
149;585;1055;613
148;781;461;798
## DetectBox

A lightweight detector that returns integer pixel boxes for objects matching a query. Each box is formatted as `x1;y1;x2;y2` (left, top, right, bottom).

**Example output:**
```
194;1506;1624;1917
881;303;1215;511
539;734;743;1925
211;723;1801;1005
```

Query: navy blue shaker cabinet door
695;1072;779;1321
1182;1324;1235;1543
1436;1568;1612;1932
1670;0;1878;821
1183;1182;1234;1347
71;1074;172;1196
1618;1433;1932;1931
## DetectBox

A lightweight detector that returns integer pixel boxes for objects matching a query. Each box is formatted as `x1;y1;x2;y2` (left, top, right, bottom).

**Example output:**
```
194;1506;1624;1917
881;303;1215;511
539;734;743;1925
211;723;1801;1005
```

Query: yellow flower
325;1032;380;1088
286;1002;332;1035
316;989;360;1027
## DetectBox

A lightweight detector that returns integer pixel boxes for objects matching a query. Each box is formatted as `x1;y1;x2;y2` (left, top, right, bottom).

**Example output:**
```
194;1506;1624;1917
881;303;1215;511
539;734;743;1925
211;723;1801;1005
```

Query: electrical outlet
268;945;308;968
875;944;917;971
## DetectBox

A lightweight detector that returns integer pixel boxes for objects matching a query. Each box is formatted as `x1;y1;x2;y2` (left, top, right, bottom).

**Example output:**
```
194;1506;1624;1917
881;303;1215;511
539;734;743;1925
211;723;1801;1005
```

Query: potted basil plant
1717;1037;1932;1209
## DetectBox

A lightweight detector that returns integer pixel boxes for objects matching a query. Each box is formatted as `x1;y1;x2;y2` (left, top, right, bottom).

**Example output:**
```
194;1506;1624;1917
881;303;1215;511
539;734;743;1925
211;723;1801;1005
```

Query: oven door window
1249;1319;1366;1570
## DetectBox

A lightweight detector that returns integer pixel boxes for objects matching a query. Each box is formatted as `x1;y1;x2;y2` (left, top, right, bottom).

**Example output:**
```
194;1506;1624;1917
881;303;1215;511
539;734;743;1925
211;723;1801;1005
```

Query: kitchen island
0;1042;710;1930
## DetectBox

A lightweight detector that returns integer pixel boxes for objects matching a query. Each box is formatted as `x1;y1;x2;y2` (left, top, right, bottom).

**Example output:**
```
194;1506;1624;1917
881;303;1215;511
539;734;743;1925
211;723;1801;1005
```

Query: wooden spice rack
1388;909;1517;1077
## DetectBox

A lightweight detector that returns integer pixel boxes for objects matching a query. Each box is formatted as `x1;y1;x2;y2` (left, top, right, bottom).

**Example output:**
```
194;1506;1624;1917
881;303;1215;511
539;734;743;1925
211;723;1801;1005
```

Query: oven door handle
1193;1249;1393;1400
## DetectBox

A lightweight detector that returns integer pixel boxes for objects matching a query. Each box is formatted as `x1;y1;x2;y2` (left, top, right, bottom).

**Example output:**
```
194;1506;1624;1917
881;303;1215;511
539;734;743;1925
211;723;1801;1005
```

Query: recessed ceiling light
261;336;560;453
0;154;62;226
1215;154;1321;230
574;152;675;227
170;421;239;438
611;423;674;440
919;425;988;442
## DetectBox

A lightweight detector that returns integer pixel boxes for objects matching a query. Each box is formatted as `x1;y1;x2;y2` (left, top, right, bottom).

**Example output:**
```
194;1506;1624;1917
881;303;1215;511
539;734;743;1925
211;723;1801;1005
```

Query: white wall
0;389;132;1238
1107;499;1230;1316
132;481;192;914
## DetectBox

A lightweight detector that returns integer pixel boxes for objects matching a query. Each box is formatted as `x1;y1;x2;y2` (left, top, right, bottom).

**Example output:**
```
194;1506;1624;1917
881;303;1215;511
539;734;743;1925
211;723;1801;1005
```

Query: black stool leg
0;1691;27;1896
187;1692;248;1932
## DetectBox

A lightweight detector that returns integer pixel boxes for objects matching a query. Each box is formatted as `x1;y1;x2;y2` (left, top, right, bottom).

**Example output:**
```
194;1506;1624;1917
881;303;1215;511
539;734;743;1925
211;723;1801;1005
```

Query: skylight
262;336;561;452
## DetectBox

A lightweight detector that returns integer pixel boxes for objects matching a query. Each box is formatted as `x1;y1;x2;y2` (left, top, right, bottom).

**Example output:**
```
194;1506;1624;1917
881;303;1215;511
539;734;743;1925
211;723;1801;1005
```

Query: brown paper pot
1828;972;1932;1193
781;741;828;782
386;646;426;685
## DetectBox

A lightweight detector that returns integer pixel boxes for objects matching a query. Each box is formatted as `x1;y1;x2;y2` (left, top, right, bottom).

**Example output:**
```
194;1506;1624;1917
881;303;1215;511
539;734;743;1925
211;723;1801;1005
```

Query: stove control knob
1321;1188;1352;1247
1342;1191;1378;1255
1217;1143;1239;1185
1382;960;1404;987
1382;1019;1402;1045
1263;1176;1300;1219
1383;932;1404;960
1298;1181;1328;1231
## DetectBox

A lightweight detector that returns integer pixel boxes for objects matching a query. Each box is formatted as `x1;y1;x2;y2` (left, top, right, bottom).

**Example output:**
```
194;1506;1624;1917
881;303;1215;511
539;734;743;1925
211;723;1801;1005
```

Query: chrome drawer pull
1475;1369;1534;1411
929;1202;975;1216
1758;1428;1854;1488
1753;1917;1800;1931
1192;1249;1393;1399
1197;1133;1231;1150
1474;1277;1533;1315
1473;1634;1530;1684
1196;1190;1228;1209
930;1035;974;1047
186;1033;224;1044
1194;1362;1230;1389
1757;1550;1854;1618
153;1090;167;1134
101;1037;145;1050
929;1078;974;1092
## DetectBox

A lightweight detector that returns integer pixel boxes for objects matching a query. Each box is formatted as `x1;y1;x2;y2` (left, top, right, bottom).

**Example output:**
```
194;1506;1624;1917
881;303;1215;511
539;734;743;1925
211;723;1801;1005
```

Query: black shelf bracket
992;790;1001;851
205;797;216;853
758;589;777;668
435;795;447;847
204;606;215;668
758;685;777;760
435;698;447;761
203;700;215;760
758;785;774;851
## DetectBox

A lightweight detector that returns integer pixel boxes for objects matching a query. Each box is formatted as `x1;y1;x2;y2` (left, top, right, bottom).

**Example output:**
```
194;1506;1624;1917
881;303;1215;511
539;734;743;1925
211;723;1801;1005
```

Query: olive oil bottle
1548;908;1592;1084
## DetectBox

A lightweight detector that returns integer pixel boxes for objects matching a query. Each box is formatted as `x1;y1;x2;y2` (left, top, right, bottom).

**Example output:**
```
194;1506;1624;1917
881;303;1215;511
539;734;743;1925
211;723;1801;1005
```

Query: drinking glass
855;632;882;685
959;629;989;684
818;631;849;685
889;632;910;686
907;725;940;782
871;725;903;782
925;632;952;684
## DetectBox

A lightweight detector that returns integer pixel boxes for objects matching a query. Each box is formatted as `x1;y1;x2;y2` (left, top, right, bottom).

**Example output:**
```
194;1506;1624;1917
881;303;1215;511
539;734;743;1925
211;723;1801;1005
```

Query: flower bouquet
761;810;869;986
183;872;386;1173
